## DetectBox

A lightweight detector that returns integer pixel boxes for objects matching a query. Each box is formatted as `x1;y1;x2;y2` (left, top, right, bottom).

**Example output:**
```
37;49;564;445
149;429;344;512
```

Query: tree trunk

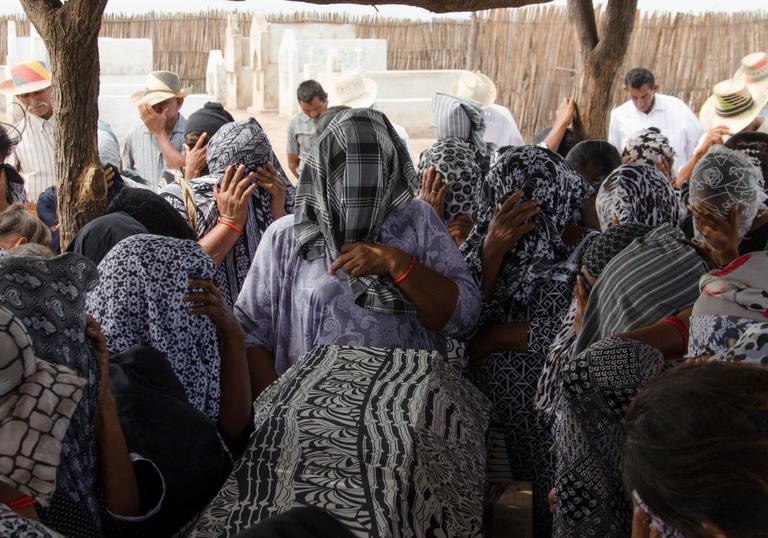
568;0;638;138
466;12;479;71
20;0;108;248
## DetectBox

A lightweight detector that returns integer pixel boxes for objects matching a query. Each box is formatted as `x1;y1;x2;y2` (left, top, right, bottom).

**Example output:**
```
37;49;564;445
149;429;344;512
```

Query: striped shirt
9;113;55;201
122;114;185;191
608;93;705;174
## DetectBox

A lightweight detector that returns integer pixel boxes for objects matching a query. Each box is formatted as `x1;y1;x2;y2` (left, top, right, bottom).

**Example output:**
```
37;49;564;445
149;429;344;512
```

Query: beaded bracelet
393;255;417;285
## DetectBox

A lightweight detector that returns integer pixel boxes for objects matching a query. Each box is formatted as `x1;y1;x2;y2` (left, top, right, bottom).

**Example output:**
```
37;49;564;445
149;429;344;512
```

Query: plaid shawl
294;108;420;315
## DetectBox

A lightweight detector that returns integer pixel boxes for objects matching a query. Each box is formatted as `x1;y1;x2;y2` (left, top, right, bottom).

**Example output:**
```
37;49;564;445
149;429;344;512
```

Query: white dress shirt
9;113;55;202
608;93;704;173
483;104;525;148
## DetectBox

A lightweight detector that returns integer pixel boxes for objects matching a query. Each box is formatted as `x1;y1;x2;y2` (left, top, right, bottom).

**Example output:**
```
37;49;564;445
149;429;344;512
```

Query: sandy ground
232;109;436;182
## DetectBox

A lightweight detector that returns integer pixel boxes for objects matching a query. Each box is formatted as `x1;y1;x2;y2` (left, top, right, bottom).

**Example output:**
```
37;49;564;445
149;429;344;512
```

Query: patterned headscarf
0;305;86;506
85;234;222;420
621;128;675;168
461;145;593;308
68;212;148;266
163;118;295;307
582;222;652;278
0;253;101;521
294;108;420;315
432;92;488;159
417;138;483;222
710;322;768;366
596;163;682;230
689;145;766;241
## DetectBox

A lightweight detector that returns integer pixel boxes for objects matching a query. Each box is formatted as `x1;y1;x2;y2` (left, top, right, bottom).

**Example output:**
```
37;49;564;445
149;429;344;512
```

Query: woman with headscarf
0;253;165;537
460;145;595;537
417;137;483;246
621;127;676;179
67;212;148;265
431;92;492;172
105;187;197;241
86;234;251;443
161;118;295;307
234;108;481;395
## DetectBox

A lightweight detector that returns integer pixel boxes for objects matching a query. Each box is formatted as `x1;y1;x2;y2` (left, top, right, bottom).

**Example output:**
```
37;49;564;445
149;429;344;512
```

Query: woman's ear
13;235;28;248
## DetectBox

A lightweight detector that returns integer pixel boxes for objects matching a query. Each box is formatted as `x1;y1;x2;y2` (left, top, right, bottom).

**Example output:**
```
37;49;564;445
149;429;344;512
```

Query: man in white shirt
0;60;57;203
609;67;704;173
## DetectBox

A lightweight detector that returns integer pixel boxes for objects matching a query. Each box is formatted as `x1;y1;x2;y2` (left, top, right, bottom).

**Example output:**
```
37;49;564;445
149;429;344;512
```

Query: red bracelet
218;218;243;236
7;495;36;511
393;255;417;285
660;315;688;351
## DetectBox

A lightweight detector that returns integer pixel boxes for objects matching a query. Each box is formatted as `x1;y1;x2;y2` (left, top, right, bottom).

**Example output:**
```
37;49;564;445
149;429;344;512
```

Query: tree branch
279;0;553;12
566;0;599;54
597;0;637;57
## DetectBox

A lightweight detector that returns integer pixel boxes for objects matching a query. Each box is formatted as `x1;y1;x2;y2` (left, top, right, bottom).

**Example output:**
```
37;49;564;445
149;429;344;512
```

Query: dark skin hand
419;166;448;221
690;203;741;267
447;213;475;247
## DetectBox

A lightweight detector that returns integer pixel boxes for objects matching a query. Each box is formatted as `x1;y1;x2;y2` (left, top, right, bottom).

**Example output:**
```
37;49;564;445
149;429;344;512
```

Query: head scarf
621;127;676;167
106;188;197;241
710;322;768;366
596;163;682;230
461;145;593;308
432;92;488;159
0;253;101;520
97;124;121;169
294;108;419;315
67;212;148;265
582;222;652;278
417;138;483;222
2;163;25;205
85;234;221;420
183;102;234;137
689;145;766;241
0;305;85;505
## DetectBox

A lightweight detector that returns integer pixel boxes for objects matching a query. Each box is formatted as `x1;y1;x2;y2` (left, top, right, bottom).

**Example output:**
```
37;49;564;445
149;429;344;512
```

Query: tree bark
281;0;553;11
567;0;638;138
466;12;478;71
20;0;108;248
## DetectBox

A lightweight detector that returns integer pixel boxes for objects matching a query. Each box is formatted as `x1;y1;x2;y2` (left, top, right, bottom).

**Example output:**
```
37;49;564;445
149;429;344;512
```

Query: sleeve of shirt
286;121;299;155
508;115;525;146
608;111;622;152
684;108;706;160
121;136;135;171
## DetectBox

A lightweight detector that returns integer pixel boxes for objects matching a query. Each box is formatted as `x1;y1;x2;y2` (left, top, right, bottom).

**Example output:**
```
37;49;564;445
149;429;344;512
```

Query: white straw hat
328;70;378;108
699;78;768;133
130;71;189;107
450;71;497;109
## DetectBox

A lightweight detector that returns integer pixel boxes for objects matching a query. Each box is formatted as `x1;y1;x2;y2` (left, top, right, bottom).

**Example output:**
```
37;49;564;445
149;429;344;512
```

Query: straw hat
450;71;497;109
699;78;768;133
130;71;189;107
734;52;768;89
328;70;378;108
0;60;51;96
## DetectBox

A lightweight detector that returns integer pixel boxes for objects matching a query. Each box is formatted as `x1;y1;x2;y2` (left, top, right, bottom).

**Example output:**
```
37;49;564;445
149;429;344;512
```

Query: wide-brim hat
734;51;768;89
700;78;768;133
130;70;189;107
450;71;497;109
0;60;52;96
328;70;378;109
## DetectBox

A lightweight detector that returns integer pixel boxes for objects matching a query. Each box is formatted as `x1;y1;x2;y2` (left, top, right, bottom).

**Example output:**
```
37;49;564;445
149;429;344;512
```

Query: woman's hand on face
85;315;111;404
419;166;447;221
447;213;475;247
214;165;257;229
329;242;408;279
254;162;287;219
184;278;244;339
690;202;741;267
483;190;538;261
573;275;589;336
183;132;208;180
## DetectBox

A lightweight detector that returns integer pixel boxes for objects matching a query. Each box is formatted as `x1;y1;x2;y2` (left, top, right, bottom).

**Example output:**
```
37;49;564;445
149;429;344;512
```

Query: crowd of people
1;47;768;538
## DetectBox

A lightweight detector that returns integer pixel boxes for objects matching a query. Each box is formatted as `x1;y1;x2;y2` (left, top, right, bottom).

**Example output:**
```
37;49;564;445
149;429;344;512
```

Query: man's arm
286;120;301;179
287;154;300;179
607;109;622;152
154;132;185;169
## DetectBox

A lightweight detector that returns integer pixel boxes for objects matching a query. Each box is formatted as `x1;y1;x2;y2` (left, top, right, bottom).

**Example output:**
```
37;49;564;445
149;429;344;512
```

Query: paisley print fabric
595;163;682;231
710;321;768;365
0;504;63;538
417;138;484;222
294;108;420;316
620;127;675;167
160;118;295;307
86;234;222;421
189;345;492;538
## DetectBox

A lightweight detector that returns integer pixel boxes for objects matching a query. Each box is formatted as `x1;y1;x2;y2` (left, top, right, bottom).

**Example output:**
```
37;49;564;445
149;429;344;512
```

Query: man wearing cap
451;71;525;148
0;60;56;203
609;67;704;174
181;101;234;180
287;80;328;180
122;70;188;191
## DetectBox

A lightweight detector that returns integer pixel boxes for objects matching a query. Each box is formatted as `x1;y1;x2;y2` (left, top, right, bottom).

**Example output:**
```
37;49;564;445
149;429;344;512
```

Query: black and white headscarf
596;163;683;230
621;127;676;168
710;322;768;365
417;138;484;222
461;145;593;309
294;108;420;315
85;234;221;421
161;118;295;307
432;92;489;160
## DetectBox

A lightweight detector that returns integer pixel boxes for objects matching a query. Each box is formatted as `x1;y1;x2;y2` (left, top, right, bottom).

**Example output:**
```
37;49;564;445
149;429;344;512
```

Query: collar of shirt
632;94;668;116
21;112;55;132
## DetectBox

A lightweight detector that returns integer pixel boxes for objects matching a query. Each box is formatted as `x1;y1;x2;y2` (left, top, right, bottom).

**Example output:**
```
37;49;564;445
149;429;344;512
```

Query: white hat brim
450;71;497;109
700;86;768;133
130;88;189;107
328;77;378;109
2;79;51;96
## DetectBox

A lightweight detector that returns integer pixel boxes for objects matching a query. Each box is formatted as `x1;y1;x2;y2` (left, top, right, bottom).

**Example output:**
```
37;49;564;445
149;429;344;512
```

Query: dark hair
0;203;51;247
533;127;582;158
566;139;622;188
0;125;18;160
624;362;768;537
5;242;54;257
106;188;196;241
296;80;327;104
725;131;768;189
624;68;655;89
315;105;350;135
